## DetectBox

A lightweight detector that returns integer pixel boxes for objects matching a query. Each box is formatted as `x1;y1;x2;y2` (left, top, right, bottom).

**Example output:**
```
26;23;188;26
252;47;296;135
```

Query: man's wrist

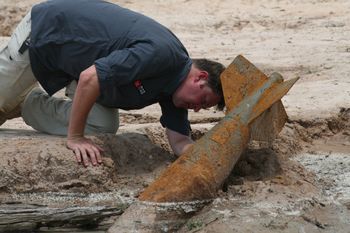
68;133;84;141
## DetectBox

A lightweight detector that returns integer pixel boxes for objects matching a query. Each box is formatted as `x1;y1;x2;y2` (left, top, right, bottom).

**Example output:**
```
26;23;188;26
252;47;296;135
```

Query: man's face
172;66;221;112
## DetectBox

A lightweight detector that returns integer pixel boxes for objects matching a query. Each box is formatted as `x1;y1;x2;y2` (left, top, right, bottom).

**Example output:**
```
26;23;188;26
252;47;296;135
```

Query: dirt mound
1;108;348;197
0;131;173;195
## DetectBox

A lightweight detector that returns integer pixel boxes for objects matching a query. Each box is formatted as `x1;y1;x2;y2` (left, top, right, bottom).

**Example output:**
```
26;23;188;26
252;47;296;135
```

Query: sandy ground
0;0;350;232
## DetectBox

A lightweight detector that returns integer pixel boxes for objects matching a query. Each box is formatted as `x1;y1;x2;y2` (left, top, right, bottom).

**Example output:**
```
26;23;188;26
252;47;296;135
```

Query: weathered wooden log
0;202;126;232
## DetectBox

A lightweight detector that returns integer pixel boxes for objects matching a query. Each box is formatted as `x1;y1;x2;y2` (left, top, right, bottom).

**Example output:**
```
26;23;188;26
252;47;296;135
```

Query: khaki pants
22;82;119;135
0;11;36;114
0;11;119;135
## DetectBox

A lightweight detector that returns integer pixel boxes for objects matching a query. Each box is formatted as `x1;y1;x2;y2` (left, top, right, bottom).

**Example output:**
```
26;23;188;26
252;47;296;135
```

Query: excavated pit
0;108;349;232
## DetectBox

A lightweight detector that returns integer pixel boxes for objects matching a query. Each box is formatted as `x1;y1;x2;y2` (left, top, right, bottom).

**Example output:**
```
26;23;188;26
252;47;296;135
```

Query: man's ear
193;70;208;83
198;71;209;88
199;71;209;80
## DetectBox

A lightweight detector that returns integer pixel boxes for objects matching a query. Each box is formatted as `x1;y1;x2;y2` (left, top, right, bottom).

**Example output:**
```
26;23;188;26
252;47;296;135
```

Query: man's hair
192;59;226;110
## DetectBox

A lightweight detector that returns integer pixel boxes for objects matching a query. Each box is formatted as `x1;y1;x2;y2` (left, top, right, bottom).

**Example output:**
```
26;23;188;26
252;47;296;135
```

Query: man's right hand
66;136;104;167
66;65;102;167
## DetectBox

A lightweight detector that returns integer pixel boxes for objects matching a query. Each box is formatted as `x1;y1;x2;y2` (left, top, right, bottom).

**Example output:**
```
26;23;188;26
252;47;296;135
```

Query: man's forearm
166;128;194;156
173;138;193;155
68;65;100;139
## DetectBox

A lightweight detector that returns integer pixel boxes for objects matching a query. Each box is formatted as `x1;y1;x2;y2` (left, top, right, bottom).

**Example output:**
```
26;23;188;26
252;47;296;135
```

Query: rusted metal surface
222;55;288;142
250;100;287;142
139;55;299;202
221;55;269;113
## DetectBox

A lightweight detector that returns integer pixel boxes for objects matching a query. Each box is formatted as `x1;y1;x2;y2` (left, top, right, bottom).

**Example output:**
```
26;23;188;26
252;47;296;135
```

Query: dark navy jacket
29;0;192;135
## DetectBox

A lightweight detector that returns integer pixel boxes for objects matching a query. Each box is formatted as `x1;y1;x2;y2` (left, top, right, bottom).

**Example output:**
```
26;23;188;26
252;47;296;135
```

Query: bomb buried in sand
139;56;298;202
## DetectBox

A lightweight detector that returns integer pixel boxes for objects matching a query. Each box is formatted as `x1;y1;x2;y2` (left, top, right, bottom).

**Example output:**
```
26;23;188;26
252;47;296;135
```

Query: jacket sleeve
94;40;167;87
159;97;191;136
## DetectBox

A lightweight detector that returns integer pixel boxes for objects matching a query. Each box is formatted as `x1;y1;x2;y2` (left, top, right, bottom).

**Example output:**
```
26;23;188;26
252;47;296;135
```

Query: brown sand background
0;0;350;232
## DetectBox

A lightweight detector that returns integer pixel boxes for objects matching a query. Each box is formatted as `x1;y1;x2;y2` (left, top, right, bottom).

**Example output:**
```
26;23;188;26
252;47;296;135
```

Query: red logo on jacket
134;80;146;95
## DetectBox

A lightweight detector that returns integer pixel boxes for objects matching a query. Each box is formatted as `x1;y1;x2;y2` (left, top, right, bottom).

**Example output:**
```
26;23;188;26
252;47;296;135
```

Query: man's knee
93;118;119;134
86;108;119;134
